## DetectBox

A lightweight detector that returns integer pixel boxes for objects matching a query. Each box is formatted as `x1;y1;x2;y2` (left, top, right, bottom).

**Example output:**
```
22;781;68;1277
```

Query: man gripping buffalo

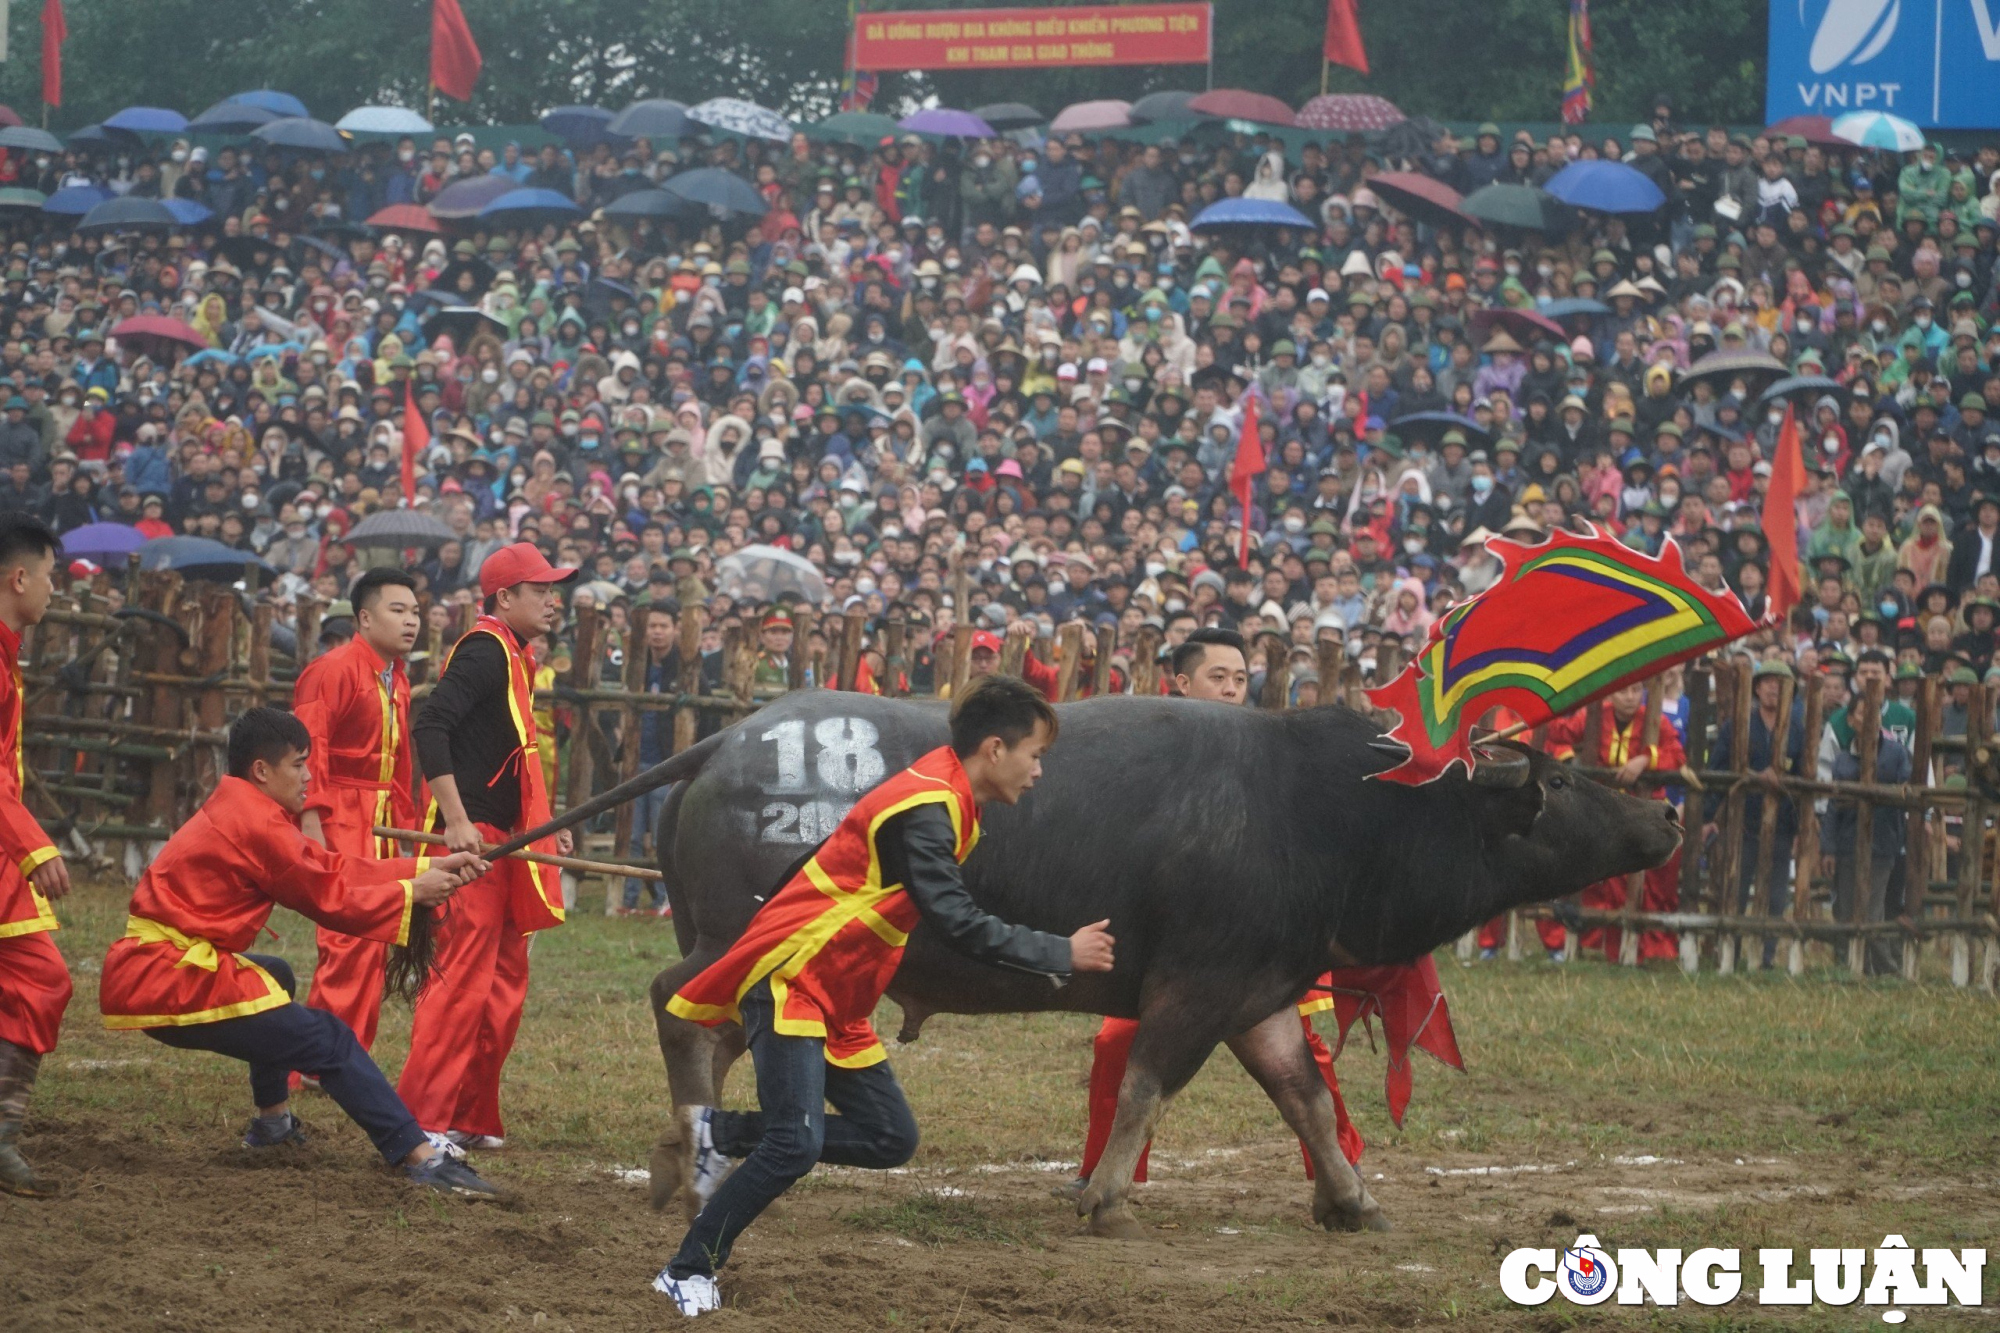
293;568;421;1064
0;515;72;1196
399;542;575;1151
652;676;1116;1317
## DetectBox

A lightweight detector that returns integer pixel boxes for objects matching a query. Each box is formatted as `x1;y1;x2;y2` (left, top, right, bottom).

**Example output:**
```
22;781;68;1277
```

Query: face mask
1797;319;1813;333
1404;537;1425;555
1537;262;1555;279
1916;314;1932;328
1145;559;1166;577
1144;307;1160;323
171;149;188;163
855;576;877;594
1958;271;1974;287
973;155;991;169
317;504;333;520
1768;409;1785;426
1471;474;1494;496
399;149;415;162
1047;578;1068;595
1872;319;1889;334
1504;262;1521;277
481;367;499;384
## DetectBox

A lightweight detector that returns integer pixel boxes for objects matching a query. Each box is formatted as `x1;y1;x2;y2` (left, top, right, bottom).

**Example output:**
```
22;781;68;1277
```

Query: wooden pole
1956;682;1988;987
1749;673;1795;968
1133;623;1164;697
672;602;704;757
1259;630;1289;711
998;625;1028;678
883;616;907;697
610;622;650;895
1678;663;1712;972
1054;623;1083;702
376;825;663;881
838;606;866;692
1716;661;1753;974
788;606;816;691
1091;624;1115;698
1618;683;1667;967
1788;677;1825;976
563;604;602;823
948;623;974;697
1908;675;1937;982
1848;674;1884;977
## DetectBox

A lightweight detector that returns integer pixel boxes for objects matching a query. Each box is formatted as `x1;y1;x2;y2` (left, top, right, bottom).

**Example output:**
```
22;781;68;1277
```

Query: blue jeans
667;976;919;1277
144;954;427;1166
623;785;670;910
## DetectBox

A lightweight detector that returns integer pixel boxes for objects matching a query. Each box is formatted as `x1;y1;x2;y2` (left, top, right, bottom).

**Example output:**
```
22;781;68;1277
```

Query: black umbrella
1757;374;1844;405
1129;90;1199;124
252;117;348;154
608;99;691;140
77;196;177;234
971;101;1045;131
190;99;278;134
1459;183;1572;234
1379;115;1448;163
601;188;686;220
213;234;282;271
0;126;63;155
136;536;276;582
420;304;506;346
1682;349;1790;389
660;167;768;220
425;174;517;220
343;509;457;549
433;256;496;299
1388;411;1491;446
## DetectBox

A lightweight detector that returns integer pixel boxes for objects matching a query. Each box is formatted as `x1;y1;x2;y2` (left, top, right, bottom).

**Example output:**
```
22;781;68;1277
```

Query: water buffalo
545;692;1680;1236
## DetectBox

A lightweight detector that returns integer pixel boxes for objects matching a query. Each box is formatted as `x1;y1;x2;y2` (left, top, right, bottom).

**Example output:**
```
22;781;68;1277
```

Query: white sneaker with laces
683;1105;730;1209
425;1131;467;1161
653;1269;720;1316
443;1130;505;1151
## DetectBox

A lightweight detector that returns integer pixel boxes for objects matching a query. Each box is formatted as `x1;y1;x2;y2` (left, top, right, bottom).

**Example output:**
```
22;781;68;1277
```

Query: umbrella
66;124;138;150
343;509;457;549
689;97;791;142
1682;349;1789;389
660;167;768;220
183;349;240;369
212;234;283;270
608;99;691;140
479;187;583;228
1459;183;1571;232
1539;296;1610;319
41;185;113;216
1379;114;1447;163
432;258;496;298
1388;411;1490;446
77;197;177;234
809;111;899;146
714;544;829;606
136;536;275;582
1189;197;1316;230
103;106;188;135
229;89;309;118
252;117;348;153
540;105;618;145
1468;306;1565;345
366;202;441;234
292;232;349;266
1128;90;1200;124
0;188;46;210
420;304;507;345
600;188;687;221
1543;160;1665;214
0;126;63;155
189;99;278;134
1298;94;1405;131
336;106;433;137
899;108;995;139
59;523;148;562
112;314;206;348
426;174;518;219
1832;111;1924;152
1049;99;1133;133
972;102;1044;131
162;198;213;226
1186;89;1296;126
1758;375;1844;405
1764;115;1845;148
1363;172;1465;228
0;106;21;130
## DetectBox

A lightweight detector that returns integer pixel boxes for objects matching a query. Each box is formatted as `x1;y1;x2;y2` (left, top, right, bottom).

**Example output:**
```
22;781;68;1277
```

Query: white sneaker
425;1131;467;1162
443;1130;505;1151
682;1106;731;1209
653;1269;720;1316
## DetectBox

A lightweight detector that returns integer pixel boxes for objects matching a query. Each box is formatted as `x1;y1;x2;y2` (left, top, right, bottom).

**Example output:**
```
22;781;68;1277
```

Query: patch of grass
842;1189;1044;1247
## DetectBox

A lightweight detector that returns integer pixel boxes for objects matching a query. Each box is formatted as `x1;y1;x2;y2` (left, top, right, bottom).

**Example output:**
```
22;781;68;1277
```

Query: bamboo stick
373;825;664;881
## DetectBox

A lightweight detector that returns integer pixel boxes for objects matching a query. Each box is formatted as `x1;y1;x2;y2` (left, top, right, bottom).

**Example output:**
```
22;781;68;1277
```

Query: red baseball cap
478;541;578;597
970;630;1003;654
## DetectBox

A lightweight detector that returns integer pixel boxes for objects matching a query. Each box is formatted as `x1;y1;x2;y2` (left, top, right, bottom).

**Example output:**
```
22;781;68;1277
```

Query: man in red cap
398;541;576;1150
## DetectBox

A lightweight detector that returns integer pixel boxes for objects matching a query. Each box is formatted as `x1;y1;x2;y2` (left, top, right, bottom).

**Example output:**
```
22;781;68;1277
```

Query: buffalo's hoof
1086;1202;1147;1240
1313;1192;1391;1233
648;1123;689;1217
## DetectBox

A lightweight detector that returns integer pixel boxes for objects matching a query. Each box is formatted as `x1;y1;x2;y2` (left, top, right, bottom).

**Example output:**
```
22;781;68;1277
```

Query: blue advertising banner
1767;0;2000;129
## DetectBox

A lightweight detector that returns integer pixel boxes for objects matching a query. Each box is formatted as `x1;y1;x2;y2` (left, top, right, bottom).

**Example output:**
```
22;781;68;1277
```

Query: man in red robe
294;568;422;1063
0;516;72;1196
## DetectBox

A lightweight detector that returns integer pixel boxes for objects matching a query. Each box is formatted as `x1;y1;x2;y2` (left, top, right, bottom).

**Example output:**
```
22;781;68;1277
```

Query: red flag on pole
41;0;66;109
1230;394;1265;566
431;0;482;102
1323;0;1369;75
1761;402;1804;625
401;380;428;506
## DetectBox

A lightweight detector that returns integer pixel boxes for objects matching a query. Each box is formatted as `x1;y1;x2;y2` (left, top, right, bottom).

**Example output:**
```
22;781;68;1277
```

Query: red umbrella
0;106;23;130
367;203;442;234
1298;94;1405;132
1764;115;1845;148
111;314;207;349
1186;89;1296;127
1469;306;1565;346
1363;172;1465;228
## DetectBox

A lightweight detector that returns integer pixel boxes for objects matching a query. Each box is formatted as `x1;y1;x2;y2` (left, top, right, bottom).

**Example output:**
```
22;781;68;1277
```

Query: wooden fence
21;574;1998;990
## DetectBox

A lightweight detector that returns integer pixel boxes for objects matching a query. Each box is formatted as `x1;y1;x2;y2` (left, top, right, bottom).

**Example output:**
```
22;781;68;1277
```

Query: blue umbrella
541;105;618;145
59;523;148;562
0;126;63;154
480;187;583;227
190;99;277;134
183;348;241;368
136;536;275;582
1831;111;1924;152
41;184;112;216
1189;197;1316;230
252;117;347;153
103;106;189;135
899;108;996;139
1539;297;1610;319
335;105;432;137
78;197;177;233
162;198;214;226
65;124;135;150
1543;161;1665;214
608;99;690;140
660;167;768;219
229;89;309;118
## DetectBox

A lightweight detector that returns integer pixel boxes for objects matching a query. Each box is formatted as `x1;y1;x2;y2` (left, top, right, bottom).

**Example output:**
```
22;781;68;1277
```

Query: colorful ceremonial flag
840;0;878;111
1561;0;1593;125
1230;393;1265;566
1366;525;1757;785
41;0;65;109
1323;0;1369;75
1762;402;1805;625
431;0;482;103
401;380;427;505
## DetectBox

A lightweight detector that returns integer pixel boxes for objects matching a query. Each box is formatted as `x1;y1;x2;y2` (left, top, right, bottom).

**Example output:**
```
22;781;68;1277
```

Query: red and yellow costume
669;745;980;1068
1545;699;1687;961
99;777;419;1029
292;635;417;1052
395;616;564;1138
0;619;69;1055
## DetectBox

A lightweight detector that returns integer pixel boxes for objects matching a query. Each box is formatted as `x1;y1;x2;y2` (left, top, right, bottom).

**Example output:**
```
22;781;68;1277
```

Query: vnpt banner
851;3;1212;70
1767;0;2000;129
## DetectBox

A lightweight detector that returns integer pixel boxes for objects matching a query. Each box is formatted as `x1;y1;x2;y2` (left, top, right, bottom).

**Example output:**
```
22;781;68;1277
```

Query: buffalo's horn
1468;746;1534;788
1369;738;1412;758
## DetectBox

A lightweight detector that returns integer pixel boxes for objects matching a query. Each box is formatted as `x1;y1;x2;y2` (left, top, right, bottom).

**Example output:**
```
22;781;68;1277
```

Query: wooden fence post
1678;663;1712;973
564;603;602;823
1054;624;1083;702
839;607;866;692
1259;631;1290;711
789;607;816;692
948;624;973;698
883;616;907;697
1788;679;1824;977
1957;683;1989;989
673;602;704;756
1750;673;1795;971
1618;683;1667;967
1091;624;1116;698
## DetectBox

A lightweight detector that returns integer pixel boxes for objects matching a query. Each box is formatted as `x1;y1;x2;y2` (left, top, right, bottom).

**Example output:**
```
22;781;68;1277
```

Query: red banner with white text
852;3;1211;71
